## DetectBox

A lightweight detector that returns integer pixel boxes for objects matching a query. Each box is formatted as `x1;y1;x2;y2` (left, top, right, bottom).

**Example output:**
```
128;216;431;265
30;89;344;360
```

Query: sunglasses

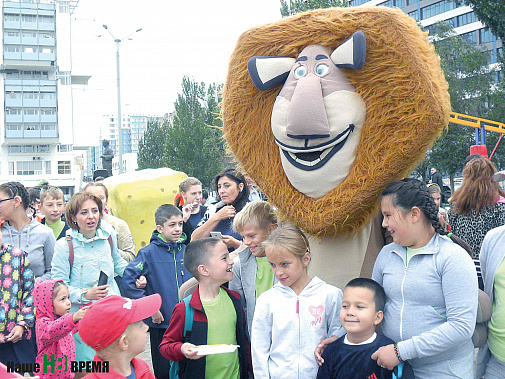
0;197;14;204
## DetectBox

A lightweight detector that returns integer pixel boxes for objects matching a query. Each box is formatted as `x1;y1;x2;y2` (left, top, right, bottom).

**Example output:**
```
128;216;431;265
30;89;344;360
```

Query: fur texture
222;7;450;236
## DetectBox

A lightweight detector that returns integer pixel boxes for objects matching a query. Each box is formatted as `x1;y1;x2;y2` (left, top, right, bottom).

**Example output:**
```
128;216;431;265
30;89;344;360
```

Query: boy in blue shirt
317;278;413;379
122;204;192;379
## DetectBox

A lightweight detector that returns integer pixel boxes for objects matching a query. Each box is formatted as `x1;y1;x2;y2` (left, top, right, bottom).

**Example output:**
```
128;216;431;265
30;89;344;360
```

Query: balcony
5;129;58;139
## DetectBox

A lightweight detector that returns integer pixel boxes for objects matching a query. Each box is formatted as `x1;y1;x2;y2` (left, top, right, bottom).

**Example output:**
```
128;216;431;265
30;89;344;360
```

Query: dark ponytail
382;178;471;254
0;181;30;210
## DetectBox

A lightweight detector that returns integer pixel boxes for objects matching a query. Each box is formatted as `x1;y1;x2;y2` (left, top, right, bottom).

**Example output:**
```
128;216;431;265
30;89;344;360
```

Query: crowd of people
0;159;505;379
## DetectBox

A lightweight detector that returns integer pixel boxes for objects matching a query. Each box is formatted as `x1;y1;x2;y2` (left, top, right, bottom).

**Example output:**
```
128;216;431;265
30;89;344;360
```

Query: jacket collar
389;232;441;257
189;284;240;311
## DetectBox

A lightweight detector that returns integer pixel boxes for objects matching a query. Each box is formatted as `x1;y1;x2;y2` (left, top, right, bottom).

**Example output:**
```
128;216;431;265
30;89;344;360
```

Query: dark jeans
150;327;169;379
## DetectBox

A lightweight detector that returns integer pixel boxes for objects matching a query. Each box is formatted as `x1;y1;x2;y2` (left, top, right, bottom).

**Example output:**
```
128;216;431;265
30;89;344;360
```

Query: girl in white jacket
251;223;343;379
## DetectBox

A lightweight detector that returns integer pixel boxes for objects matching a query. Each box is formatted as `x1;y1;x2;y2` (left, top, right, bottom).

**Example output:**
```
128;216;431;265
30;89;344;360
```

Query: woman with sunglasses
0;181;55;281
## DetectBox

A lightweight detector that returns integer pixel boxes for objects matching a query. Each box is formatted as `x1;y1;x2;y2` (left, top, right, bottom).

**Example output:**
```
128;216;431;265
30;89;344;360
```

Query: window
4;14;20;22
23;46;37;53
421;1;456;20
22;31;36;38
40;92;55;99
25;124;40;131
5;31;19;37
6;109;22;115
6;92;21;99
6;124;22;131
4;45;21;53
59;1;70;13
39;32;54;39
21;14;37;23
480;28;494;44
41;109;55;115
41;124;56;131
24;109;39;115
45;160;51;175
460;31;477;45
9;162;14;176
40;47;53;54
23;92;39;99
38;15;54;24
58;71;71;85
8;145;50;153
58;144;73;152
58;161;71;174
17;161;42;175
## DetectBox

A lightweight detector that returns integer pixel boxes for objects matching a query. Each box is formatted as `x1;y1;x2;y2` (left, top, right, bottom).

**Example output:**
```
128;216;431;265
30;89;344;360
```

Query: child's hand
4;325;24;343
222;235;241;250
181;343;203;360
72;306;90;323
136;276;147;289
371;344;400;370
84;284;108;300
315;335;338;365
151;310;164;324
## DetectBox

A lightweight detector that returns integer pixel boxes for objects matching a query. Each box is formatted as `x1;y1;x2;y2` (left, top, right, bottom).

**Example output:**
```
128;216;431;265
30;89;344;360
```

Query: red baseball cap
79;294;161;351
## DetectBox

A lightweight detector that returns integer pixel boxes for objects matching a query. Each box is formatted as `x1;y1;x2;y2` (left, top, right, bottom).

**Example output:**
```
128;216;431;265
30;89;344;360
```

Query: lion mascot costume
222;6;450;288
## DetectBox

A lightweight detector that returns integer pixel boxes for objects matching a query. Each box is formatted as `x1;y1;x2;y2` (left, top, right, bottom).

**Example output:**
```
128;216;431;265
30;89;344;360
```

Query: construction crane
449;112;505;159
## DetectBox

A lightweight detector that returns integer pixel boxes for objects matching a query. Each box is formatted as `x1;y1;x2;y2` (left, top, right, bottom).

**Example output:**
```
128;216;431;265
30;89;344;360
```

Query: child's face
381;196;414;247
85;186;107;207
53;285;71;317
266;246;309;290
40;195;65;224
340;286;383;343
431;192;441;208
239;223;274;257
201;241;233;284
126;321;149;356
156;215;183;242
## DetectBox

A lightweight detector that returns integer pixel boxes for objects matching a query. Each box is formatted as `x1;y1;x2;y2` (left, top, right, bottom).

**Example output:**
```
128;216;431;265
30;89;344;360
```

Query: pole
116;39;123;174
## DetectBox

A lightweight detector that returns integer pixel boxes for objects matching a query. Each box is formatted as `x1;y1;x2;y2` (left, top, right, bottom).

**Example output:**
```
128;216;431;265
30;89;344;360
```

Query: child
122;204;192;379
230;200;277;336
251;223;343;379
159;237;250;379
427;183;449;232
0;238;36;371
33;280;88;379
79;294;161;378
39;186;69;241
316;278;413;379
372;178;477;378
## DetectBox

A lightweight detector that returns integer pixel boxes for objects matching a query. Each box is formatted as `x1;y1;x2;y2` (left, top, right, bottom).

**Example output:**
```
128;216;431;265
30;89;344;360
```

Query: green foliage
137;120;168;170
455;1;505;41
163;77;226;187
280;0;347;17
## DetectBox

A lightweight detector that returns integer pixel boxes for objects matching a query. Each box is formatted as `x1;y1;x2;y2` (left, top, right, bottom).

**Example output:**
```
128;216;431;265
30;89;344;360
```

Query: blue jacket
121;231;192;329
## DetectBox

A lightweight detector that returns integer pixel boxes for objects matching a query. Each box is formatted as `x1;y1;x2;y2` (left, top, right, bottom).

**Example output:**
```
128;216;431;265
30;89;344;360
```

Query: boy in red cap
79;294;161;378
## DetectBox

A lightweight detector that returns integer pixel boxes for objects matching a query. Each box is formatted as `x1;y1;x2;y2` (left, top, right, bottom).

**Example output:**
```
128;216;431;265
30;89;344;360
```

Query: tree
455;1;505;41
163;76;226;187
137;120;168;170
280;0;347;17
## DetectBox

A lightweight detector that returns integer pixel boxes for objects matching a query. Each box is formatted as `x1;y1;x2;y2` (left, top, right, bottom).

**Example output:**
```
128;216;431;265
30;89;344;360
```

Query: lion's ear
330;31;366;70
247;56;296;91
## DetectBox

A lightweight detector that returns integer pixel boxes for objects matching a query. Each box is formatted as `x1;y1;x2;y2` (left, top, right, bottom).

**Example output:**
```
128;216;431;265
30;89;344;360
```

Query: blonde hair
262;223;310;260
233;200;277;232
40;186;64;204
179;177;202;193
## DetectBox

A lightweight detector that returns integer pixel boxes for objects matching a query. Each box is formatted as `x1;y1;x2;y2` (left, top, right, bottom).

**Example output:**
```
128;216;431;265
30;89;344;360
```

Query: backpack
66;234;113;268
169;295;194;379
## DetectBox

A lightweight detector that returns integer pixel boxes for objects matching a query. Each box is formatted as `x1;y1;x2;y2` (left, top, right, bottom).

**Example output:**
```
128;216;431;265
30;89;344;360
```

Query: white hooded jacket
251;276;343;379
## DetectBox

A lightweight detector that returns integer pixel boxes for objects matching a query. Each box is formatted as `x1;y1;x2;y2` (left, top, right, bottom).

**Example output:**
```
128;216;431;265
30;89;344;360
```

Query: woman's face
217;176;243;205
73;199;100;238
0;190;18;221
182;185;202;205
431;192;441;209
85;186;107;207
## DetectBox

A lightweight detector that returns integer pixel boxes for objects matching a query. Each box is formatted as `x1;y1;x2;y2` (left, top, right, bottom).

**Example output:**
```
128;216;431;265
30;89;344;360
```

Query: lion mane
222;6;450;237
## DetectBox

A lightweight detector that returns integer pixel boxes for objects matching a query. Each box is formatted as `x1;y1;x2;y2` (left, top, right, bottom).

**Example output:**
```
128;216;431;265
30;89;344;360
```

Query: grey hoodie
2;216;55;280
372;233;477;378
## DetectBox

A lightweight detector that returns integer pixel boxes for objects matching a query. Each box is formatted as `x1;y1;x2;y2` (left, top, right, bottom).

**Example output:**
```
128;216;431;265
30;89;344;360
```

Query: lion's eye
315;63;329;77
294;65;307;79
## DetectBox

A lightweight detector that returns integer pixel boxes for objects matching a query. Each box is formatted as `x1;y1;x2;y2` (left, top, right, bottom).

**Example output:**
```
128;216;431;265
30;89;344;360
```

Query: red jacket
83;356;154;379
159;285;250;379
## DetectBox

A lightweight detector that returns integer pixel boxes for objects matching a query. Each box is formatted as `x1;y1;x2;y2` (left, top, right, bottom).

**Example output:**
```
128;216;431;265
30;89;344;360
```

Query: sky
70;0;282;146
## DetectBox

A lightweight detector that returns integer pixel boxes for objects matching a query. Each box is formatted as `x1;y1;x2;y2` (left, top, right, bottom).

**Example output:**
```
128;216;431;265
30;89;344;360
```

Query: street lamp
102;24;142;174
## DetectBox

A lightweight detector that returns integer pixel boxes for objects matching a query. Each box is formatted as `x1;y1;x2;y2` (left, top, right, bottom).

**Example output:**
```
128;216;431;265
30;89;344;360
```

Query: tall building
0;0;86;197
349;0;502;65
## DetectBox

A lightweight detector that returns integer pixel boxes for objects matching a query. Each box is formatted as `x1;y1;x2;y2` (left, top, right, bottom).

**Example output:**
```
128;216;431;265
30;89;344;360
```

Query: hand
151;310;164;324
315;335;338;365
84;284;108;300
438;212;446;228
136;276;147;289
72;306;90;323
222;235;241;250
181;203;193;222
181;342;203;360
371;344;400;370
4;325;24;343
214;205;236;221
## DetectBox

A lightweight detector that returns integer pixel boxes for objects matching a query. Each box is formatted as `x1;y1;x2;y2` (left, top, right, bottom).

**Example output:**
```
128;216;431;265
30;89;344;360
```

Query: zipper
171;246;181;301
296;296;300;378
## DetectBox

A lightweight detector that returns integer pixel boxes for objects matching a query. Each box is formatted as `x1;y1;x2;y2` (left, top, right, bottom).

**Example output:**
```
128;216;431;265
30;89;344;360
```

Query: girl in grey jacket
372;179;478;378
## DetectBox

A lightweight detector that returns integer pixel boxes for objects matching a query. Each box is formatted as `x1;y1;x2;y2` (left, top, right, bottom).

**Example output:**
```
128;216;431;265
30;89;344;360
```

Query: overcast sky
70;0;281;145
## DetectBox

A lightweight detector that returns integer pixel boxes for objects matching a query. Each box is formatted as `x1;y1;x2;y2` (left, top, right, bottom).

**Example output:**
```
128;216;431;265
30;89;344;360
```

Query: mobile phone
210;231;223;239
98;271;108;286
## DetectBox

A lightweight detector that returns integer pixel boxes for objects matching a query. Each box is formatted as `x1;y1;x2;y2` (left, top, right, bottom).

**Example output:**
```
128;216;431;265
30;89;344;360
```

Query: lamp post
102;24;142;174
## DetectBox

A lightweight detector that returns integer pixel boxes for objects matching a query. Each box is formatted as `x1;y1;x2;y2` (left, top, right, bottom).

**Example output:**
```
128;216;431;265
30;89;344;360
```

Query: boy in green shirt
159;238;250;379
40;186;69;240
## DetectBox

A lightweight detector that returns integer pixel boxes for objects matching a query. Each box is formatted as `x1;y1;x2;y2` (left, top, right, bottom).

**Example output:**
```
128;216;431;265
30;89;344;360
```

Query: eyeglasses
0;197;14;204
